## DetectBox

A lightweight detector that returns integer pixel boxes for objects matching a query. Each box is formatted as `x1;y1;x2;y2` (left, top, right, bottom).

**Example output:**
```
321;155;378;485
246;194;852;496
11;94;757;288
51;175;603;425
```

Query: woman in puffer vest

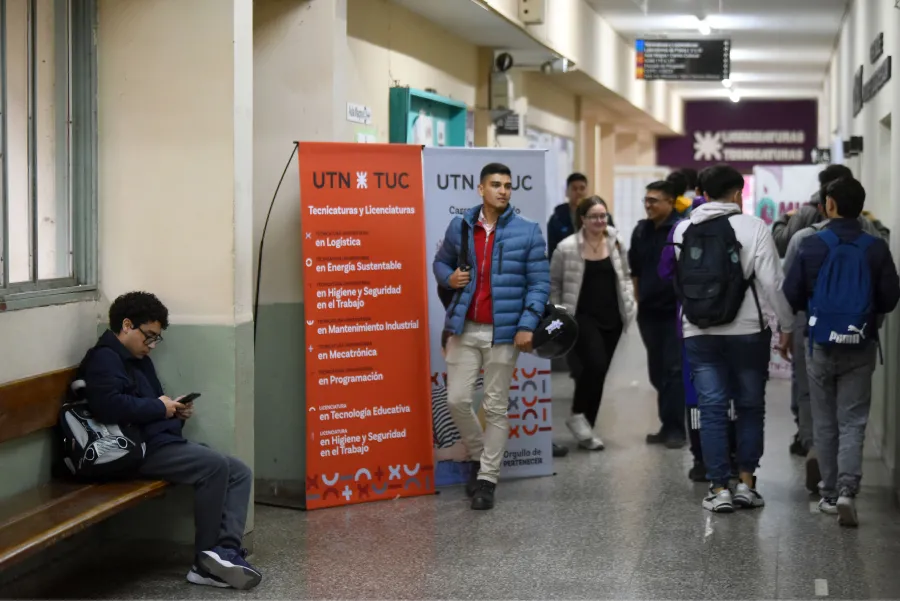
550;196;636;450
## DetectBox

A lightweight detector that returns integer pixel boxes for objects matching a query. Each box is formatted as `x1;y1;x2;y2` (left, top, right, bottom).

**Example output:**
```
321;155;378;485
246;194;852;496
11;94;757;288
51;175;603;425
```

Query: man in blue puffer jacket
433;162;550;511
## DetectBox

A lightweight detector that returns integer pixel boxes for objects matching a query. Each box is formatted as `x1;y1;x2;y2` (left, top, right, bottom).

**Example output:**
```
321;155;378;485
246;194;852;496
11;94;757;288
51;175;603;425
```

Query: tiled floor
22;330;900;599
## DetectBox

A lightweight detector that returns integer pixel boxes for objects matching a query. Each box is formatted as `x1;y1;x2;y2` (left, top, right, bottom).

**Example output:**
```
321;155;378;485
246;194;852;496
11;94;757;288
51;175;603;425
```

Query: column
253;0;351;506
97;0;255;543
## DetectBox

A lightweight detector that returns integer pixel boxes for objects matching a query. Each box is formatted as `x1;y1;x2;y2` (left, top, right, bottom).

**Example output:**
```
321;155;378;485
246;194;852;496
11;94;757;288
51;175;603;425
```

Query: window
0;0;96;311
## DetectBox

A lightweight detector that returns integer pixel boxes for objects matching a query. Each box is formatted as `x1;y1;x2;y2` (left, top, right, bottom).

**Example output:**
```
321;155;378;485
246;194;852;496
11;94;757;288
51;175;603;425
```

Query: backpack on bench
57;347;147;481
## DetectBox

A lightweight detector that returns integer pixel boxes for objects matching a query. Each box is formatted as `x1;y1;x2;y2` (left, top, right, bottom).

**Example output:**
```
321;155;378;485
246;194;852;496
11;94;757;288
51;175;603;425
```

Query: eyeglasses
584;214;608;222
138;327;163;346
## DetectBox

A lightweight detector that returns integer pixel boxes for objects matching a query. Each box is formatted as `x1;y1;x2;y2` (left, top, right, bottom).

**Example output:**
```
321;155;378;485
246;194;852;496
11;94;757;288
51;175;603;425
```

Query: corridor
17;330;900;600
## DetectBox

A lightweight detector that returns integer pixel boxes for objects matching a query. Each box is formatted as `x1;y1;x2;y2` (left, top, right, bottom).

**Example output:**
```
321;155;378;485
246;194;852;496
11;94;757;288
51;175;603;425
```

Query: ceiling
585;0;850;99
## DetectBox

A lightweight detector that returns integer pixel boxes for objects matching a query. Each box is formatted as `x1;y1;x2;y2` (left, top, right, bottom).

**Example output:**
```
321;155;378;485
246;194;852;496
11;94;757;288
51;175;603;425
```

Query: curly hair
109;291;169;333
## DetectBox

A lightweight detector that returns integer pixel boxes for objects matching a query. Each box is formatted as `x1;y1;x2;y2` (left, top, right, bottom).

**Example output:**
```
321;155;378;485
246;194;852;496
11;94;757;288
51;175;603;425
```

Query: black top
82;330;186;451
577;257;622;329
627;211;680;317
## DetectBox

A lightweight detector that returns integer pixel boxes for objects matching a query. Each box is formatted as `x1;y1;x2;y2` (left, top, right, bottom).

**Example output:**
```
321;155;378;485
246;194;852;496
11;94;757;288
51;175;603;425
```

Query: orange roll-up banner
298;142;435;510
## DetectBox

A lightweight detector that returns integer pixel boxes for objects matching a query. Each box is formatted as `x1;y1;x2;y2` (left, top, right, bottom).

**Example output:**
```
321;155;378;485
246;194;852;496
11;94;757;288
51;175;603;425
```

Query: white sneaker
733;482;765;509
566;414;604;450
837;495;859;527
187;565;231;588
818;497;838;515
702;486;734;513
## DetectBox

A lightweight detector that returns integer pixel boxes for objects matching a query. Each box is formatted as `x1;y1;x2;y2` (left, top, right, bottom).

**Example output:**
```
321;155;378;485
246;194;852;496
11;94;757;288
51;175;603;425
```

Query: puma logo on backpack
808;229;876;352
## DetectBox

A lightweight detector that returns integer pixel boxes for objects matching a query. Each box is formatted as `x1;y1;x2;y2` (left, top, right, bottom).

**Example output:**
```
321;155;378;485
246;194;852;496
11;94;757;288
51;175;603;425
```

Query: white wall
98;0;240;323
484;0;680;134
346;0;478;143
827;0;900;481
254;0;354;306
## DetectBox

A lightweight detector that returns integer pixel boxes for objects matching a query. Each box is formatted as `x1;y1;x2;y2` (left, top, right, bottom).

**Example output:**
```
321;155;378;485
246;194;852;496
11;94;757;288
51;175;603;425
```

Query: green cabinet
389;86;468;147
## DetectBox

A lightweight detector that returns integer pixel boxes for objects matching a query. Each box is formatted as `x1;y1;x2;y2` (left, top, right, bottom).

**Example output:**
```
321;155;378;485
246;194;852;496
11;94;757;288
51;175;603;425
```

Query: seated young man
82;291;262;590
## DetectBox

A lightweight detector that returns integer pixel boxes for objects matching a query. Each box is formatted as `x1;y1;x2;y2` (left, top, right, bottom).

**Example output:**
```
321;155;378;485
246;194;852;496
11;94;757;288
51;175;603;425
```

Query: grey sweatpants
806;343;877;497
139;441;252;555
792;316;814;450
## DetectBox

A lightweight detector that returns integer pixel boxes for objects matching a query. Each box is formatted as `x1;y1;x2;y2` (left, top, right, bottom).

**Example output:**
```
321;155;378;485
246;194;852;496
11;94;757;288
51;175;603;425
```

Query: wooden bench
0;367;168;569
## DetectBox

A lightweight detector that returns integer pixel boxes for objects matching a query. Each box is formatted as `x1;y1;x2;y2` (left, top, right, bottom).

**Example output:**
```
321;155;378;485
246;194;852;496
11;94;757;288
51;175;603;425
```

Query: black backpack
674;216;763;329
436;220;469;309
57;346;147;481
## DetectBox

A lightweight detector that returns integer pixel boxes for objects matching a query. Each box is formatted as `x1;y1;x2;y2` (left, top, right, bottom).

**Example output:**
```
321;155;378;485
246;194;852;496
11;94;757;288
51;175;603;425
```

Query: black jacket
783;218;900;341
82;330;185;451
628;211;680;317
547;203;576;260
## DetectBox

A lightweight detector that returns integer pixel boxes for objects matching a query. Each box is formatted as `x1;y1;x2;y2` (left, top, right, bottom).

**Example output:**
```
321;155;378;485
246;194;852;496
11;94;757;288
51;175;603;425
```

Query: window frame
0;0;97;312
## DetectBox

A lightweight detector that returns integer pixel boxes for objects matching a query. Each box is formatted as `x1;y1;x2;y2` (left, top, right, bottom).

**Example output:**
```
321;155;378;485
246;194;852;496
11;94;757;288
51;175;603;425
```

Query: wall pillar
597;123;616;211
97;0;255;543
253;0;350;506
615;132;638;166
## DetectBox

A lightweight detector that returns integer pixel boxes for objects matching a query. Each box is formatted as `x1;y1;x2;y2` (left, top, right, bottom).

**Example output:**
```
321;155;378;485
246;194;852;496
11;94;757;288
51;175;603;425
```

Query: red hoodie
466;220;495;324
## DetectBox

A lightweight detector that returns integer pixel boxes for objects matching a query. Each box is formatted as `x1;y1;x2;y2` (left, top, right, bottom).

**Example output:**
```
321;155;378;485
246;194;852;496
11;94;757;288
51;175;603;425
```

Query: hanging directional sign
636;39;731;81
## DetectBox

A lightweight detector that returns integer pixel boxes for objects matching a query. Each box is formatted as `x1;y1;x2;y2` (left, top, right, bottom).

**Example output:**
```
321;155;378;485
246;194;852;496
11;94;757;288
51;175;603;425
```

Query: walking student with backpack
672;165;794;513
783;176;900;527
658;174;738;483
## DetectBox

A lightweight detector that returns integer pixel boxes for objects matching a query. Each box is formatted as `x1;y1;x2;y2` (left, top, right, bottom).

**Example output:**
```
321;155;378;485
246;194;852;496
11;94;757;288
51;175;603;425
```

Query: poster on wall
422;147;554;486
753;164;822;380
752;165;821;226
298;142;435;510
656;100;817;173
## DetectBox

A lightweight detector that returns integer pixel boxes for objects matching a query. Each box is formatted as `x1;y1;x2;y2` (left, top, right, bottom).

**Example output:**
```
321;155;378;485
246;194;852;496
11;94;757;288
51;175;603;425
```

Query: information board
636;39;730;81
299;142;435;510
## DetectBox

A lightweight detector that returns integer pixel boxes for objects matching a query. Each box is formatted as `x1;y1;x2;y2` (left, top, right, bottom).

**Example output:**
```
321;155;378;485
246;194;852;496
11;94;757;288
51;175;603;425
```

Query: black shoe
689;461;709;482
552;443;569;458
664;435;686;449
646;430;666;444
464;461;481;497
471;480;496;510
789;433;808;457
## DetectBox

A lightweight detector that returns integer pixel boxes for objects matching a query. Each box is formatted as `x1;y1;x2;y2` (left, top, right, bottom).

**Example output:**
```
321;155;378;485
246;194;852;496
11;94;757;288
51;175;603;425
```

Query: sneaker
789;433;808;457
187;564;231;588
198;546;262;590
818;497;838;515
805;449;821;494
837;494;859;527
702;486;735;513
552;443;569;457
464;461;481;497
566;414;604;450
733;482;765;509
664;435;686;449
470;480;496;510
688;461;709;483
646;430;666;445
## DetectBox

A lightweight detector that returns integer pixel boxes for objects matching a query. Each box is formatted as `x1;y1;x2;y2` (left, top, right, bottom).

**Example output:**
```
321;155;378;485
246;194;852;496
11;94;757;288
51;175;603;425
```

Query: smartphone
179;393;201;404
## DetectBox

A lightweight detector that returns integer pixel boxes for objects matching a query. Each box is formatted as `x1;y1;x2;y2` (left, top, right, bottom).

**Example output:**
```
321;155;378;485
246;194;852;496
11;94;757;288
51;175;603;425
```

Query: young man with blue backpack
783;176;900;527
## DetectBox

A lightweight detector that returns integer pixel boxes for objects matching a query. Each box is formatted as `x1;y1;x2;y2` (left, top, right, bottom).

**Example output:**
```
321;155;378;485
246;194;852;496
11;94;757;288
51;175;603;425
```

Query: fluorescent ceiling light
730;90;741;103
697;18;711;35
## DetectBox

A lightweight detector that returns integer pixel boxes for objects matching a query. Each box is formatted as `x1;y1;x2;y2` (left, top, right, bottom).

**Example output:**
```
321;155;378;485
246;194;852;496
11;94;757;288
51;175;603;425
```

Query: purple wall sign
656;99;818;174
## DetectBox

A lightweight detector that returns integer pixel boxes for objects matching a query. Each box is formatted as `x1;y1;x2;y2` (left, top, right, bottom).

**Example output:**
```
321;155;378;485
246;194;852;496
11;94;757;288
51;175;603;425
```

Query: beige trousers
445;322;519;484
